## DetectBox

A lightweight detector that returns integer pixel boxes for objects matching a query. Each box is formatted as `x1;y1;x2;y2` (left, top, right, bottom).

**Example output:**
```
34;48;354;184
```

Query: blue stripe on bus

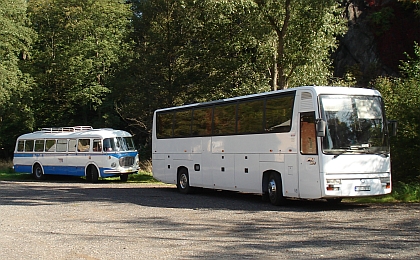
13;151;137;158
14;164;124;178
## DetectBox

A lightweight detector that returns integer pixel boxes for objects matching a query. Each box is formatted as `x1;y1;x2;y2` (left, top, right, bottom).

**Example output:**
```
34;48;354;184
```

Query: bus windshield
320;95;389;155
104;137;136;152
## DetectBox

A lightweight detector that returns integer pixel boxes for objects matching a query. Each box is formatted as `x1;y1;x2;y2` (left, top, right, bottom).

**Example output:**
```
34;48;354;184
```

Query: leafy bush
372;42;420;183
392;181;420;202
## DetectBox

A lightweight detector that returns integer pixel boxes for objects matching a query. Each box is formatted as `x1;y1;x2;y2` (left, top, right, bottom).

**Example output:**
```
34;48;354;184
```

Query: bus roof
154;86;382;112
17;126;132;140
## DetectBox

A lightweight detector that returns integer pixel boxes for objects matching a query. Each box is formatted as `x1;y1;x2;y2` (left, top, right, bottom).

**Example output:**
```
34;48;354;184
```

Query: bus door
298;112;322;198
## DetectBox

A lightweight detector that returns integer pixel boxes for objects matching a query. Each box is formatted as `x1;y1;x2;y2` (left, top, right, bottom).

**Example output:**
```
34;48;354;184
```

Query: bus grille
119;156;135;167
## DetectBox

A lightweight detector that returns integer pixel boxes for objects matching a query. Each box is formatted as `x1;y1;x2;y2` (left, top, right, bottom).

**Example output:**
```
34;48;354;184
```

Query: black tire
177;168;191;194
267;172;286;206
120;174;128;182
33;164;45;180
86;166;99;183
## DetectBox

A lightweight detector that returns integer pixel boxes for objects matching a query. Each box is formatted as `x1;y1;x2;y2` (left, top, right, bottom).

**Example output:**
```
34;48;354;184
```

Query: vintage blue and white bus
152;86;397;205
13;126;139;182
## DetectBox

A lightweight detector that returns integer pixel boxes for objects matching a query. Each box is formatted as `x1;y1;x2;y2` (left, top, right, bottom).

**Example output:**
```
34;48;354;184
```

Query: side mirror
388;120;398;137
316;119;326;137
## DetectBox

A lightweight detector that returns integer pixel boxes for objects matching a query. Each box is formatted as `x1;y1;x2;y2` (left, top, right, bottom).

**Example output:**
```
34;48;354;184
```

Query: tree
0;0;36;158
115;0;273;154
116;0;347;155
254;0;347;90
27;0;132;127
373;42;420;183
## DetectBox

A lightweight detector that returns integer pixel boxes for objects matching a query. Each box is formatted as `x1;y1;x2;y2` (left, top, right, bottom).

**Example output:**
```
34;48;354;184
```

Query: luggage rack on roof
40;126;93;133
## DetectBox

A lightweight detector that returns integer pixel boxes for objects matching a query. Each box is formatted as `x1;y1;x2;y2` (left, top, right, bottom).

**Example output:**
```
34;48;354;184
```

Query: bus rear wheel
33;164;45;180
177;169;191;194
267;173;286;206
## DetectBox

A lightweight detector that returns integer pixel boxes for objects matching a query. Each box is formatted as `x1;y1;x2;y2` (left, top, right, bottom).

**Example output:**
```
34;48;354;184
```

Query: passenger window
17;140;24;152
56;139;67;152
173;110;192;137
68;139;77;152
78;139;90;152
103;138;115;152
156;112;174;138
265;95;294;133
213;103;236;135
35;140;45;152
192;107;212;136
25;140;34;152
45;140;56;152
237;99;264;134
93;139;102;152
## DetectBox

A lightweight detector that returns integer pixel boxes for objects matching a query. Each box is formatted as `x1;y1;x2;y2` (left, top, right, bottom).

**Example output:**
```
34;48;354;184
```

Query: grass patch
348;181;420;203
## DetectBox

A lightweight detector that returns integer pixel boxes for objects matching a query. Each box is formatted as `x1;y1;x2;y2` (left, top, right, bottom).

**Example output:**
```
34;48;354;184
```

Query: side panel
234;154;260;193
212;153;235;190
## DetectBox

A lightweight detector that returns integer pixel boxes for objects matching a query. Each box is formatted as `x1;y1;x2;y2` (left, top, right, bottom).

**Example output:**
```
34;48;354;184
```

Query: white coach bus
13;126;139;182
152;86;397;205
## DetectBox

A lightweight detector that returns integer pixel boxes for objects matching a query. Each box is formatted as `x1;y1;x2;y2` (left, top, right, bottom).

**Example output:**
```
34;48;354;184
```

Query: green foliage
372;42;420;183
117;0;347;153
392;181;420;202
0;0;37;157
255;0;347;89
368;7;395;35
27;0;133;127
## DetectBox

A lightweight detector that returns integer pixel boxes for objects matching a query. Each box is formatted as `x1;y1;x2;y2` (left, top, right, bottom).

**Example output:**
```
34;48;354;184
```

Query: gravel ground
0;179;419;260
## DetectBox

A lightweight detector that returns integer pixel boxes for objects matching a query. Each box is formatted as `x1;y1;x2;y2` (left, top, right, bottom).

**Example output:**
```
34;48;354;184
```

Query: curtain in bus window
173;110;192;138
35;140;45;152
25;140;34;152
78;139;90;152
300;112;317;155
213;103;236;135
265;95;294;133
192;107;212;136
157;112;174;138
237;99;264;134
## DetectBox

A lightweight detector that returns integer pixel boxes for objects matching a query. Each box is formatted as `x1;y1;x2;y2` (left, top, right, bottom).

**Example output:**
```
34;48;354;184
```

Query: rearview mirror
316;119;326;137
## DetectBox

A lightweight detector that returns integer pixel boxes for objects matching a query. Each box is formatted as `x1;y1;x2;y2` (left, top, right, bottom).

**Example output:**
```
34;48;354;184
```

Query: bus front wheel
267;173;286;206
177;169;191;194
86;166;99;183
120;174;128;182
33;164;45;180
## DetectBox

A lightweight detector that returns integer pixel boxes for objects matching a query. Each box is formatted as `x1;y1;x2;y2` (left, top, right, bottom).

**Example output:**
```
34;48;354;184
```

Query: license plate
355;186;371;191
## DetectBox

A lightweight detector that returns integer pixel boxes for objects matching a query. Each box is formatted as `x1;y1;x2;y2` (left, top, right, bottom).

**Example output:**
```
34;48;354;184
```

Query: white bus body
152;86;394;205
13;126;139;182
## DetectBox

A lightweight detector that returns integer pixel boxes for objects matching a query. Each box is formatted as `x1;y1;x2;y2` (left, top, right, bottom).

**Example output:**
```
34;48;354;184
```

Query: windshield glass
320;95;389;155
103;137;136;152
116;137;136;151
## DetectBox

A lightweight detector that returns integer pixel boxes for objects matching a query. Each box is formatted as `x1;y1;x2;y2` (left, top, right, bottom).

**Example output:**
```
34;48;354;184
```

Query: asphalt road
0;179;419;260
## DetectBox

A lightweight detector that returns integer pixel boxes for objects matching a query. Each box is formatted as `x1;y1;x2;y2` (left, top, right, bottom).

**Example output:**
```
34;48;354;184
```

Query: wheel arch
32;161;44;173
262;170;282;193
85;163;100;177
177;166;189;179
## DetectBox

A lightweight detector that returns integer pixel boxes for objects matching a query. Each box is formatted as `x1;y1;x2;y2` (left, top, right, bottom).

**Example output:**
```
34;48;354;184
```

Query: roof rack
40;126;93;133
